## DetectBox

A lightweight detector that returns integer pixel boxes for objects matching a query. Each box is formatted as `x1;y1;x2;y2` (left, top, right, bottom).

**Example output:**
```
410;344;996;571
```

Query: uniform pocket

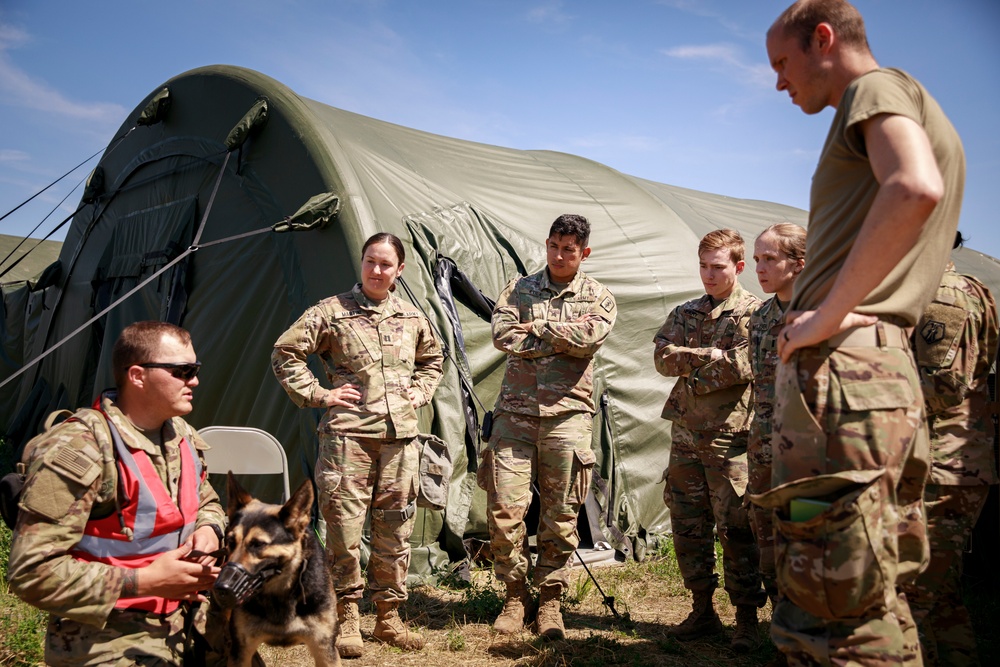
762;470;887;620
840;378;914;411
570;448;597;505
476;449;494;492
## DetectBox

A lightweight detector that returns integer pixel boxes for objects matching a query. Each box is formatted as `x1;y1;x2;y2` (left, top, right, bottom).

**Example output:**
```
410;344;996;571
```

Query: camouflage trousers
768;342;930;666
44;607;187;667
663;424;764;606
747;426;777;600
900;483;989;666
316;434;419;604
484;410;595;590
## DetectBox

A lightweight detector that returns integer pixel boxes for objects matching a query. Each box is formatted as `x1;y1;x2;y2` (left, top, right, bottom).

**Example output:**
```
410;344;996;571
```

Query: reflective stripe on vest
72;413;203;614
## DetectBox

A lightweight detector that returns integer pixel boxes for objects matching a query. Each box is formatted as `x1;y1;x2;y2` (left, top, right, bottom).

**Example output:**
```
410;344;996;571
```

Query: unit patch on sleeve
920;320;946;345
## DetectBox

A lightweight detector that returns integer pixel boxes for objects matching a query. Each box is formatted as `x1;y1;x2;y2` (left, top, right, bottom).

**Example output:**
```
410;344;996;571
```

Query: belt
826;321;910;349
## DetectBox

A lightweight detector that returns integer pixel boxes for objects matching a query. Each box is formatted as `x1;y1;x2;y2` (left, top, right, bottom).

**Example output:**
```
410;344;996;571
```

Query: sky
1;0;998;259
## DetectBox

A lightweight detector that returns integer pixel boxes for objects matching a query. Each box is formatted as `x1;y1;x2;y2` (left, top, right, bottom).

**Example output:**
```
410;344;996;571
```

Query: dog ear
227;471;254;519
279;478;314;537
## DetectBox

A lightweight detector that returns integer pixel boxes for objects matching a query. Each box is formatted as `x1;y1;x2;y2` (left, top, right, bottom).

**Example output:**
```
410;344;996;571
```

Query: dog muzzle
213;562;281;609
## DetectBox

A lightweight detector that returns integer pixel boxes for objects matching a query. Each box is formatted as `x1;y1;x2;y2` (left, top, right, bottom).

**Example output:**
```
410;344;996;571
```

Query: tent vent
136;87;171;126
225;96;269;152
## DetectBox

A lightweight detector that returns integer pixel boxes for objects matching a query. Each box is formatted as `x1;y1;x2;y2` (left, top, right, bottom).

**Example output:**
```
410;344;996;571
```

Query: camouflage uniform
485;268;616;590
900;265;998;666
757;325;930;665
7;393;226;667
747;296;786;601
272;284;443;603
653;283;764;606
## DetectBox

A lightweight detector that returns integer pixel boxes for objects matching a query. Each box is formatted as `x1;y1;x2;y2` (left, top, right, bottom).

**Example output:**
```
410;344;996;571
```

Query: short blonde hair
757;223;806;263
699;229;745;264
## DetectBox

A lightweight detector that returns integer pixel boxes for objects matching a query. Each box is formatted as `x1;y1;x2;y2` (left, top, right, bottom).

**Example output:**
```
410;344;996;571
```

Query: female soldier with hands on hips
271;232;443;658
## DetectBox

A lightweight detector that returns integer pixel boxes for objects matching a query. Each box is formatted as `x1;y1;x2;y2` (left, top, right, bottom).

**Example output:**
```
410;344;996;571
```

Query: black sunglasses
138;361;202;381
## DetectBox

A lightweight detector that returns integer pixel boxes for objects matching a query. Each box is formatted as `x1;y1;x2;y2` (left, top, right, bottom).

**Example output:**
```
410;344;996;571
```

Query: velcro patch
333;309;364;319
600;297;614;313
49;448;100;486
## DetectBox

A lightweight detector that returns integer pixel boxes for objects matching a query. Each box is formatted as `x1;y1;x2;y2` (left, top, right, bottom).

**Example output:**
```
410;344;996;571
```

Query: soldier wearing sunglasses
8;321;227;666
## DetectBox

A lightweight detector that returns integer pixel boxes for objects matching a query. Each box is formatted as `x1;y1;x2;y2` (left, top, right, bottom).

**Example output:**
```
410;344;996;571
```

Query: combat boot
494;579;533;634
373;601;424;650
336;599;364;658
667;589;723;639
730;605;759;652
536;585;565;640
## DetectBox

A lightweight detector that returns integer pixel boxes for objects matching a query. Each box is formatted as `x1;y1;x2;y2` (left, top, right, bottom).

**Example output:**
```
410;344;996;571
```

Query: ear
794;258;805;274
126;365;145;390
814;22;834;52
581;247;592;261
735;260;746;275
279;478;314;537
227;471;253;520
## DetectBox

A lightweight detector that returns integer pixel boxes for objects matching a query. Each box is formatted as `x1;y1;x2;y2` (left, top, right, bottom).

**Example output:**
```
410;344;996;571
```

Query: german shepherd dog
217;472;341;666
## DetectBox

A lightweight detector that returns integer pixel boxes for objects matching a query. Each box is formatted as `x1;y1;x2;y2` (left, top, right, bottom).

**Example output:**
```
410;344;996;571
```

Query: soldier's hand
325;384;362;408
407;387;423;409
779;309;878;362
135;544;221;602
184;525;222;566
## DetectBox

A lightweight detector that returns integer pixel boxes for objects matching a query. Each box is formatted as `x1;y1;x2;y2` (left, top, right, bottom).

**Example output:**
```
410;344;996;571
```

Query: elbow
898;174;945;222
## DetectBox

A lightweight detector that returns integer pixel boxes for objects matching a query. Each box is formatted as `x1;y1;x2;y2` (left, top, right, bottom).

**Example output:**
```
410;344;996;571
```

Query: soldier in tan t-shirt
758;1;966;665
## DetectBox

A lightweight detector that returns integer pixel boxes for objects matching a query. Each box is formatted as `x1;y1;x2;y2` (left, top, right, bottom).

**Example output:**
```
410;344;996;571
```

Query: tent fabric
3;65;999;577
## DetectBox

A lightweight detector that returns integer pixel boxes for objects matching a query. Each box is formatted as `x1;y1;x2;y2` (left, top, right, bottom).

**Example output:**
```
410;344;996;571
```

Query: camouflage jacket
654;283;760;433
748;296;787;448
914;264;999;485
492;269;617;417
8;393;225;627
272;284;444;439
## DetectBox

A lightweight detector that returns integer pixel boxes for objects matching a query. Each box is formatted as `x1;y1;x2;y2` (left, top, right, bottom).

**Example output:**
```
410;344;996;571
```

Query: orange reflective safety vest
71;401;204;614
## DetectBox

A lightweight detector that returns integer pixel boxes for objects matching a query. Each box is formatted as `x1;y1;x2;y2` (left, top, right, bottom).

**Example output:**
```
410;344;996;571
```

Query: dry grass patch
261;546;783;667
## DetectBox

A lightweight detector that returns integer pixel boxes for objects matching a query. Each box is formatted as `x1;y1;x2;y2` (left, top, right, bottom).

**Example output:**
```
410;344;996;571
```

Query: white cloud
662;42;772;88
0;148;29;163
526;1;572;26
0;23;126;127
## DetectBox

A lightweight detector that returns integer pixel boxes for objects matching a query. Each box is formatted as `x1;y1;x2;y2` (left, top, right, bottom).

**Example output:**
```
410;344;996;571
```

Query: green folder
789;498;831;522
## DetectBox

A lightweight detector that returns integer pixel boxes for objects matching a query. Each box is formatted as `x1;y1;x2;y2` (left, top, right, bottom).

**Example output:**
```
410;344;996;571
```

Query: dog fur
223;473;341;666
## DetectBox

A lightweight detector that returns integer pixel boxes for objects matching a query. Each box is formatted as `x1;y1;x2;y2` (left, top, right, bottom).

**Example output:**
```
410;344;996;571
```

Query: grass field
3;525;999;666
2;466;997;667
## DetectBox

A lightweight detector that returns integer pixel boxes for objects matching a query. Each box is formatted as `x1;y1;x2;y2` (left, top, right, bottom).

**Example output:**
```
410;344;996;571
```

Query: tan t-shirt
791;68;966;326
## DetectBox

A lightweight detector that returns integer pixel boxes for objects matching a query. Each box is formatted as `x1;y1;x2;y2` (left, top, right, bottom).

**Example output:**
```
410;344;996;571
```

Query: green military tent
3;65;999;578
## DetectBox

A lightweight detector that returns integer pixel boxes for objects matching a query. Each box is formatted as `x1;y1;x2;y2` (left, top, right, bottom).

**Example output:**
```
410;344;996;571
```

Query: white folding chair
198;425;291;503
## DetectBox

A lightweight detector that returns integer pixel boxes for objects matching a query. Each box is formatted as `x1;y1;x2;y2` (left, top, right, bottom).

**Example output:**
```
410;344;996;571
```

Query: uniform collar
352;283;399;314
695;282;746;318
99;391;178;456
540;268;586;296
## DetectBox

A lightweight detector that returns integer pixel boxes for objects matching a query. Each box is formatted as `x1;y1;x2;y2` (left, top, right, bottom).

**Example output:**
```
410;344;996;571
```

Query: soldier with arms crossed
761;0;965;663
484;214;617;640
8;321;225;666
654;228;765;652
